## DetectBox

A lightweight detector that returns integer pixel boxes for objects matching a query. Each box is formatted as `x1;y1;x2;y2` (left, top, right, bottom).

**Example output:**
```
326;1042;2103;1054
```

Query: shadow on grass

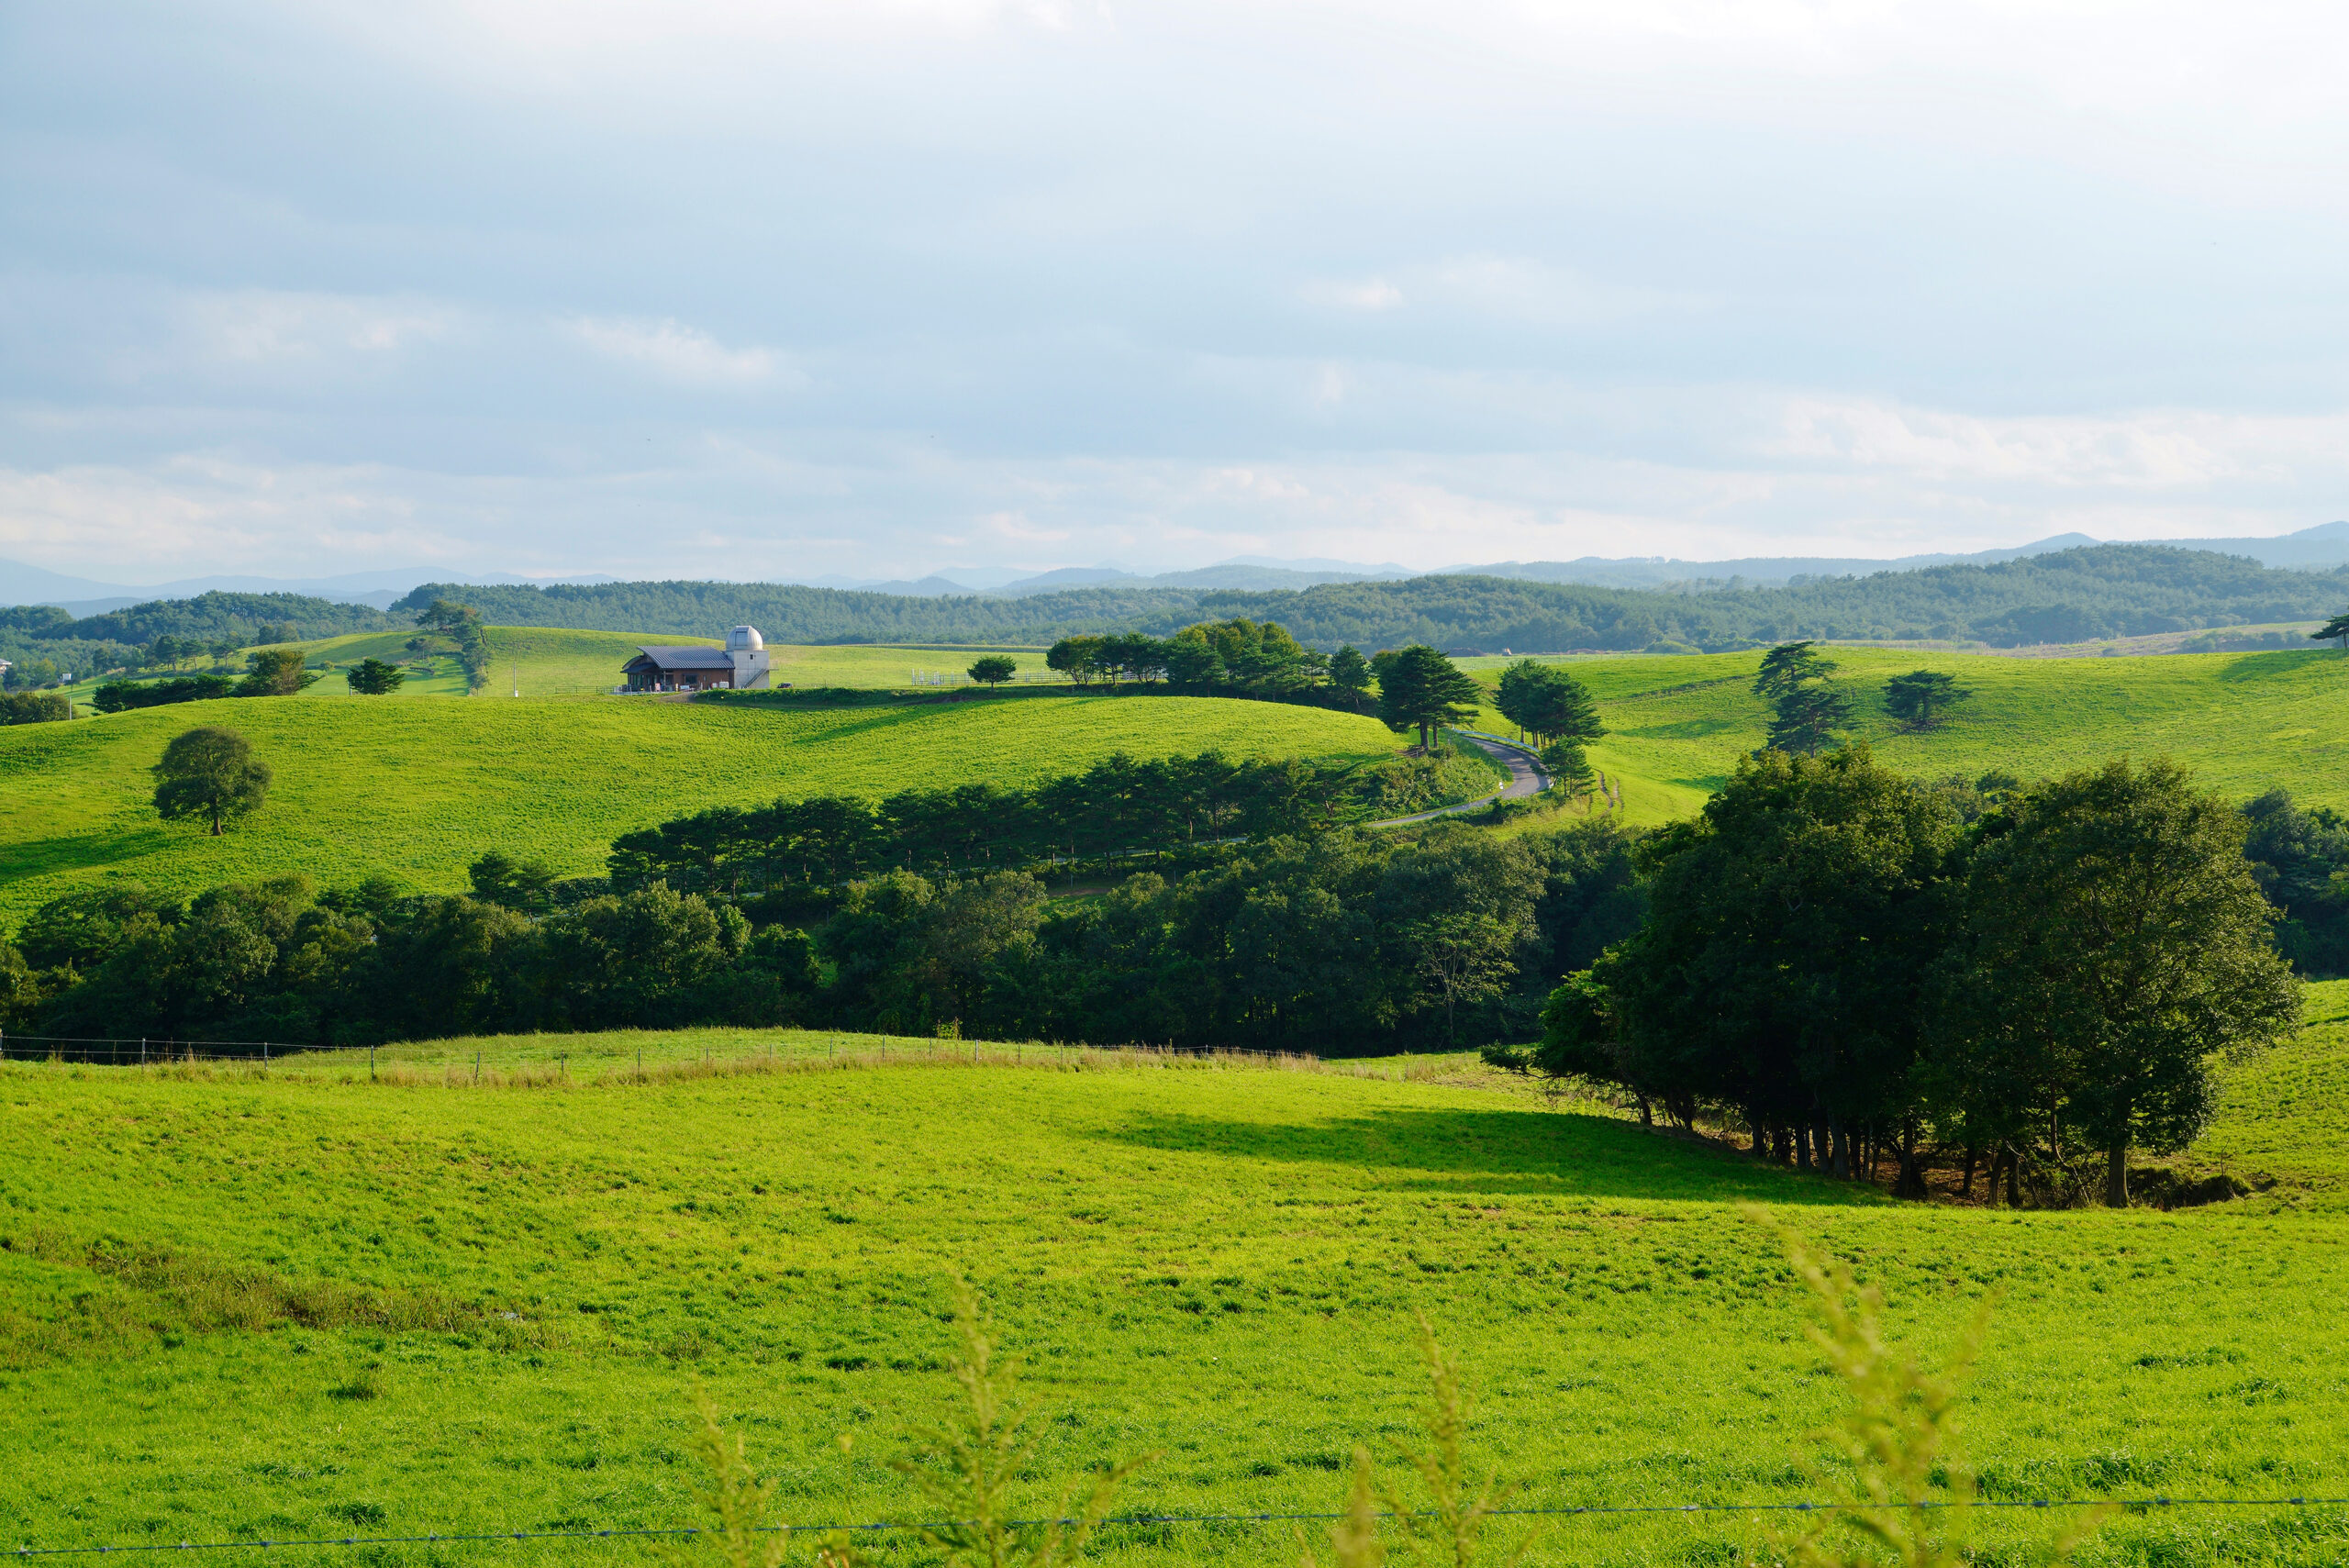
1095;1106;1881;1206
1613;717;1745;741
0;822;184;882
2213;649;2338;685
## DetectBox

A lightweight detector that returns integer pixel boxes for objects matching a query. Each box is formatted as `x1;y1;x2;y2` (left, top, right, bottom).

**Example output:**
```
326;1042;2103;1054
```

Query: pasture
2;982;2345;1564
0;695;1404;928
1461;646;2349;824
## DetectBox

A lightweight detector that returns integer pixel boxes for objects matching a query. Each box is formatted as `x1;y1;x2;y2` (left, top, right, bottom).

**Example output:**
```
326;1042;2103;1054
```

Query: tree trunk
2105;1140;2130;1208
1895;1119;1927;1199
1636;1095;1653;1128
1960;1143;1979;1199
2003;1148;2022;1208
1794;1123;1812;1172
1830;1118;1851;1181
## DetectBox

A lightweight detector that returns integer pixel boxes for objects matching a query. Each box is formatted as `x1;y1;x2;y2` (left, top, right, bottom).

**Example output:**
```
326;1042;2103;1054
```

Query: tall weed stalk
1777;1229;2107;1568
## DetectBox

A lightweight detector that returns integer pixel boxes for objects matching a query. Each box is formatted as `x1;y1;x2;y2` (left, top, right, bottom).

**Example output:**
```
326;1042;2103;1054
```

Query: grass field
3;982;2344;1565
0;695;1404;929
1460;647;2349;825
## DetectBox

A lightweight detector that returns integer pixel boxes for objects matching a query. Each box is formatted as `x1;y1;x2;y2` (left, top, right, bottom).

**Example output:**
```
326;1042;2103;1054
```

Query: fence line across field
11;1493;2344;1559
0;1029;1333;1074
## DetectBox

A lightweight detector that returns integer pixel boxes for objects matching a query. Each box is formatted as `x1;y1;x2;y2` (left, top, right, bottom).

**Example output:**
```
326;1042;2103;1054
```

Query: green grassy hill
0;695;1403;928
4;987;2345;1563
1461;647;2349;824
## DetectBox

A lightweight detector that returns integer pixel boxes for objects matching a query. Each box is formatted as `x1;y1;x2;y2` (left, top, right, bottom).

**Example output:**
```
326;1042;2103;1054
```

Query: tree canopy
151;726;272;836
1375;645;1485;750
346;658;407;695
1493;660;1605;747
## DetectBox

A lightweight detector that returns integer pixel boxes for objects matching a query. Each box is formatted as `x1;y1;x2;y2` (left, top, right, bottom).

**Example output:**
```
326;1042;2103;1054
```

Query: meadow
1459;646;2349;825
2;982;2344;1565
0;695;1403;929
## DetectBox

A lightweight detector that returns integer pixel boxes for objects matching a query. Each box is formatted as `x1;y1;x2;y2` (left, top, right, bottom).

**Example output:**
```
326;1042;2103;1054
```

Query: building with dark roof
619;626;775;693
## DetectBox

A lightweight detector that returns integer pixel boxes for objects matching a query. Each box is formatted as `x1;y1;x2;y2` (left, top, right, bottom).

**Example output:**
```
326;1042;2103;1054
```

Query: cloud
180;292;455;365
1302;277;1405;312
567;317;790;388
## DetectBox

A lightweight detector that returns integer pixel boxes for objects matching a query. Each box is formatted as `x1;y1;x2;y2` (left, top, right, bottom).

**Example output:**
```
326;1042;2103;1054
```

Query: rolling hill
3;984;2344;1563
0;694;1403;929
1464;645;2349;825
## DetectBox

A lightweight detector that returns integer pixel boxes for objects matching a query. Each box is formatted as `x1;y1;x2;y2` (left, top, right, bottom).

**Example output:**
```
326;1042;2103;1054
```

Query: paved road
1370;731;1549;827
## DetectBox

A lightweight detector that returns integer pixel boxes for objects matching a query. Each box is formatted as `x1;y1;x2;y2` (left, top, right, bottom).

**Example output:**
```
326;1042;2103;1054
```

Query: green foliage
1536;740;1594;799
344;658;406;695
2242;791;2349;976
967;655;1018;687
0;691;71;725
91;675;235;712
2311;611;2349;651
1376;646;1485;751
1881;670;1973;730
1492;660;1603;749
234;648;320;697
150;726;271;837
1934;759;2303;1206
1374;1318;1520;1568
1754;644;1853;756
1753;640;1838;700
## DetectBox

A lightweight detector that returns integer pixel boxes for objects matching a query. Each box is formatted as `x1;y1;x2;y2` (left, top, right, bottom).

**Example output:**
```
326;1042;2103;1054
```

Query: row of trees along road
1516;746;2299;1207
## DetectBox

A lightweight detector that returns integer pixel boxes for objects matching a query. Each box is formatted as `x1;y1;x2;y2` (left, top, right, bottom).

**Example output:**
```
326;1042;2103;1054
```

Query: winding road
1369;730;1549;827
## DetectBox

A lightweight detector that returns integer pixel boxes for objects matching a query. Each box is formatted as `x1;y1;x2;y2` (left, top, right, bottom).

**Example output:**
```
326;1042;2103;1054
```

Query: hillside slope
0;695;1401;926
1467;645;2349;824
3;1016;2345;1563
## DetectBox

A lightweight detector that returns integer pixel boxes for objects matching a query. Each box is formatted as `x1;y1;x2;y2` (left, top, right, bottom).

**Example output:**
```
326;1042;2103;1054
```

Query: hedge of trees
607;747;1495;896
0;820;1645;1057
1506;749;2307;1207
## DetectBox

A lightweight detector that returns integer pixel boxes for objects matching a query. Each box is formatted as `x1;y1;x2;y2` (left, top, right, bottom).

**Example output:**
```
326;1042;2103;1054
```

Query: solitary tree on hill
152;726;272;836
1881;669;1972;730
1753;640;1837;700
346;658;407;695
2314;611;2349;652
966;654;1018;689
1375;645;1485;751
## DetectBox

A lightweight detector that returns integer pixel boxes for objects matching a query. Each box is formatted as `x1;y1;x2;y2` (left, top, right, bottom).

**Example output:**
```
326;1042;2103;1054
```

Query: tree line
0;820;1643;1058
1503;747;2306;1208
394;545;2349;651
607;746;1497;897
1;591;391;693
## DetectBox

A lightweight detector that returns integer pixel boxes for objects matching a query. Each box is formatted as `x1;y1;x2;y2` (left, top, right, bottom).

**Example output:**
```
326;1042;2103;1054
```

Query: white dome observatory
725;625;773;688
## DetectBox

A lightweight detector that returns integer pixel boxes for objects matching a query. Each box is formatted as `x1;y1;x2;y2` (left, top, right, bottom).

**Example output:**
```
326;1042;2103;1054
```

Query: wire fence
11;1494;2345;1558
0;1027;1367;1079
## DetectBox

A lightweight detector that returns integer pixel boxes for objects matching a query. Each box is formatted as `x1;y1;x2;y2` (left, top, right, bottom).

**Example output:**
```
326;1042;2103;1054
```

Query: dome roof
726;625;764;651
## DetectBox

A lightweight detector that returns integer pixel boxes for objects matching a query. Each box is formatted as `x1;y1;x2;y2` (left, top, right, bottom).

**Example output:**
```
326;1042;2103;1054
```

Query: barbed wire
12;1493;2344;1558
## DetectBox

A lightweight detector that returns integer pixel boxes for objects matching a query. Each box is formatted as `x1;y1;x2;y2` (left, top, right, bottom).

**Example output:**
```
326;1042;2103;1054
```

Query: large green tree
1493;659;1606;748
2313;610;2349;652
1765;683;1854;756
1375;644;1485;751
1753;640;1836;700
345;657;406;695
966;655;1018;688
1881;669;1971;730
1934;758;2300;1207
1584;746;1959;1179
151;726;273;836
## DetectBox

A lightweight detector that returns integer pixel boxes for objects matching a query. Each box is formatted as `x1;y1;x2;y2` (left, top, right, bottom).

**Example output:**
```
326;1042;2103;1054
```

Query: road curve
1369;730;1549;828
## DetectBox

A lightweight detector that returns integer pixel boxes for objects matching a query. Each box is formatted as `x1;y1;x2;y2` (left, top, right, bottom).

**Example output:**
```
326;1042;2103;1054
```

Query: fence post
263;1040;270;1065
370;1044;375;1080
474;1048;481;1084
141;1036;148;1067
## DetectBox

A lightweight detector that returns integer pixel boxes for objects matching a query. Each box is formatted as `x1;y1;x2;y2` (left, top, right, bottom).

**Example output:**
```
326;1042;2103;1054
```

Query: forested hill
401;545;2349;651
1;591;395;678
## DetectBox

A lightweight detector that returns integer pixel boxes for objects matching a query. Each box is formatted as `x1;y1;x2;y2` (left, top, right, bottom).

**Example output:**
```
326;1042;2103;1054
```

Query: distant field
1461;646;2349;824
0;695;1402;927
3;983;2344;1564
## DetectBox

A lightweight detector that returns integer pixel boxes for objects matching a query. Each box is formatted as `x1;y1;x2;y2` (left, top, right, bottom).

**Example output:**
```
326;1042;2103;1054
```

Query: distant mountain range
0;562;618;615
801;524;2349;597
6;522;2345;610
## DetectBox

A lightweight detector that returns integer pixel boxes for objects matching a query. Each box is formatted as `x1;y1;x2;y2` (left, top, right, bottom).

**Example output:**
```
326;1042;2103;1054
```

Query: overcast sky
5;0;2347;584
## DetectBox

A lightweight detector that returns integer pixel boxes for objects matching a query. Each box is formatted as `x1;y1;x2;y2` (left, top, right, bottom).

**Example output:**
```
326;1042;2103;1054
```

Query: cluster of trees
0;593;390;692
607;748;1493;897
1044;619;1373;706
1;821;1645;1055
410;599;491;690
1744;642;1975;755
1;692;72;726
92;651;320;714
2243;790;2349;975
1511;748;2301;1207
1491;659;1605;793
399;545;2349;651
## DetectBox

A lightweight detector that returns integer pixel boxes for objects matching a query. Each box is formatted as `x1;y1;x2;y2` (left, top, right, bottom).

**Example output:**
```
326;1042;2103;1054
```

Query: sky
4;0;2347;584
